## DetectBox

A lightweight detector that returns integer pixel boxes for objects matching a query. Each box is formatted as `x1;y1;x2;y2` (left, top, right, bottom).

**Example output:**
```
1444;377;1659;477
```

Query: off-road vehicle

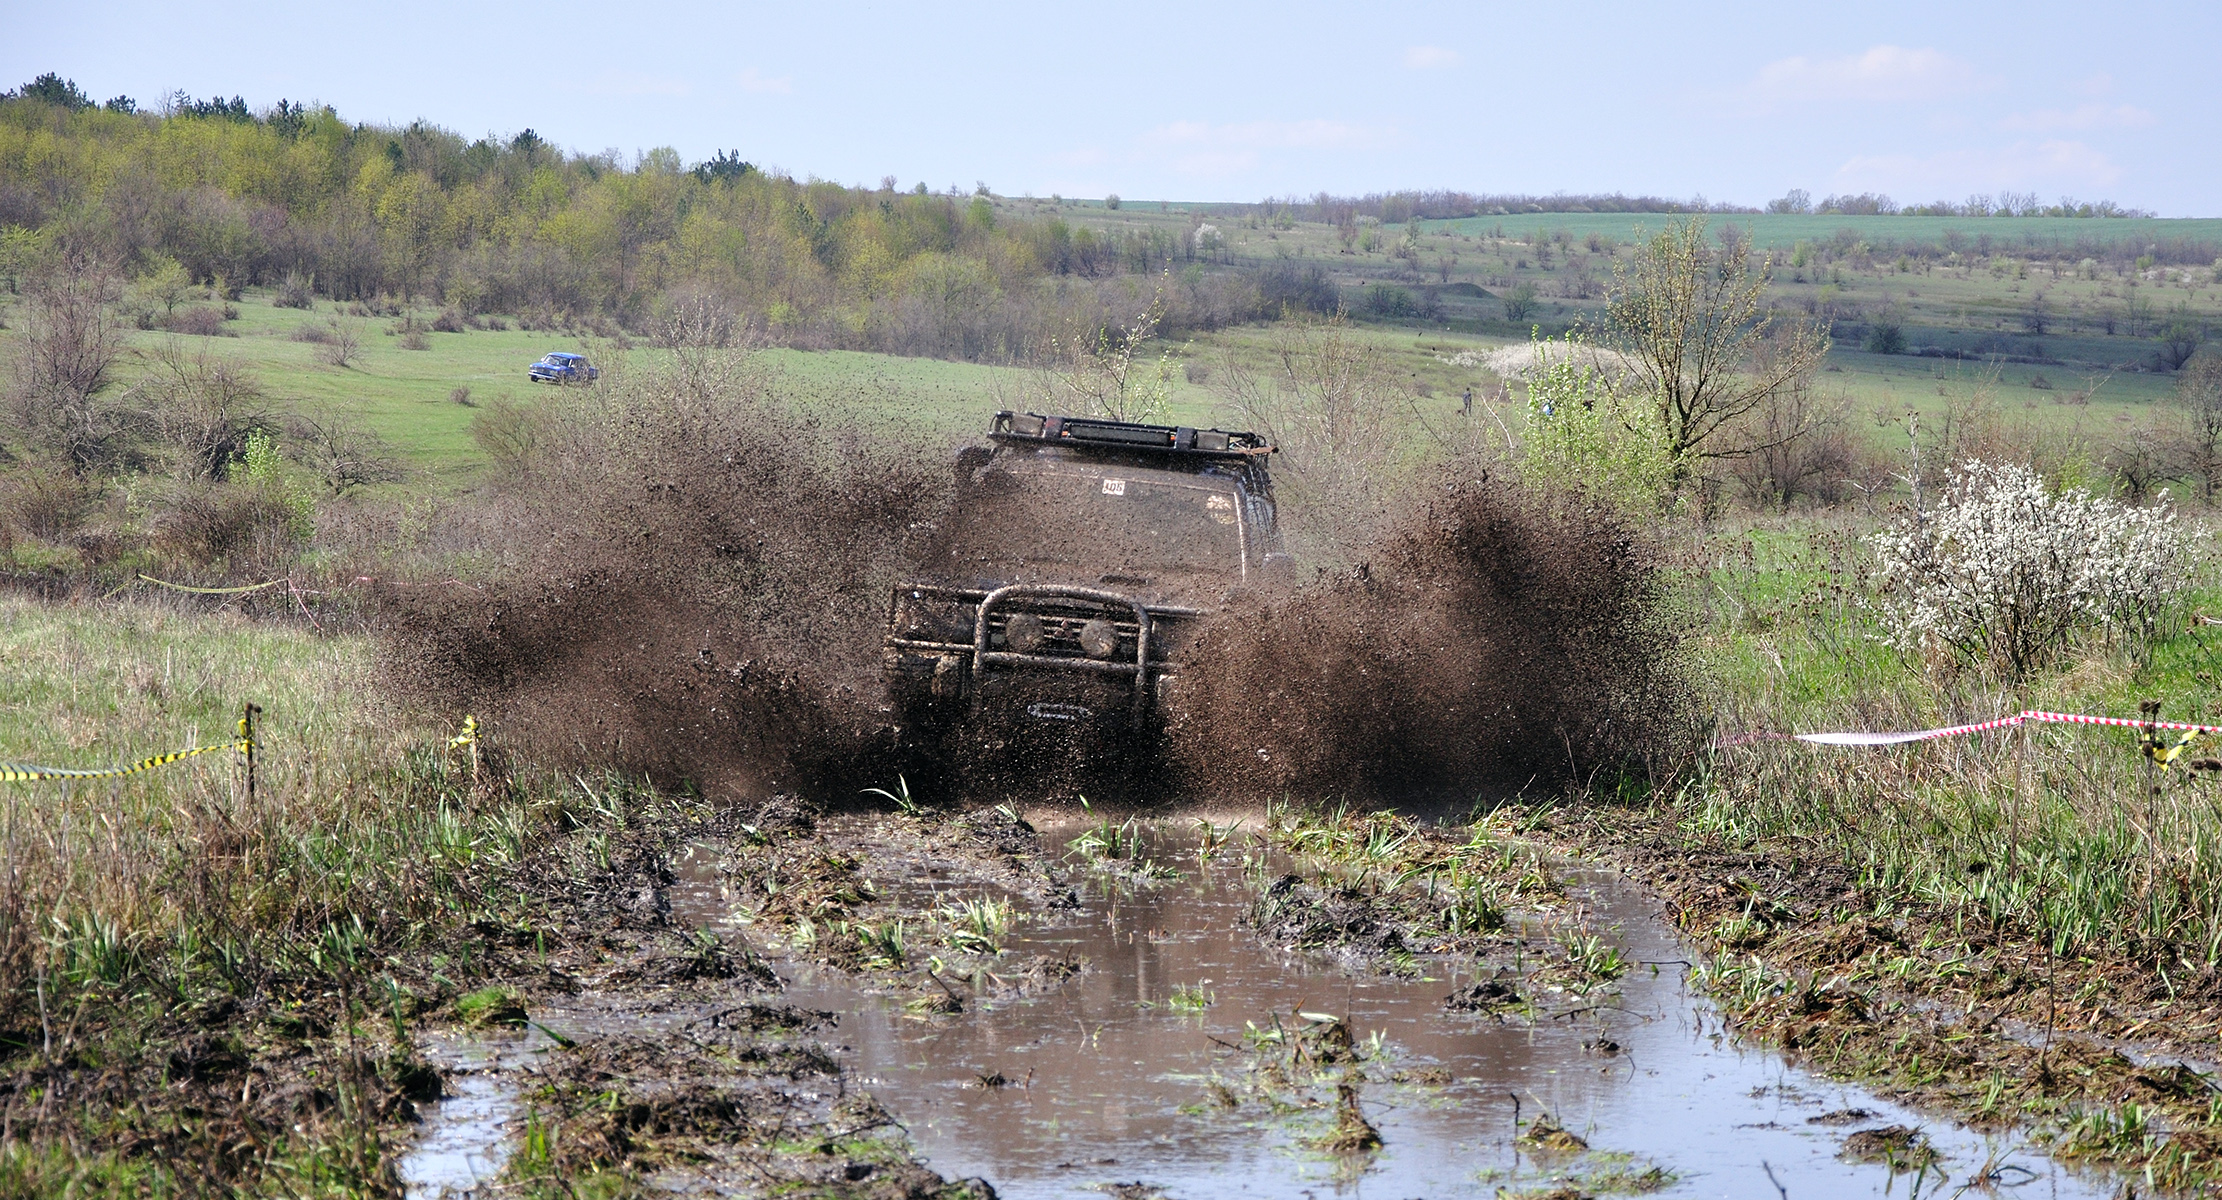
884;411;1285;746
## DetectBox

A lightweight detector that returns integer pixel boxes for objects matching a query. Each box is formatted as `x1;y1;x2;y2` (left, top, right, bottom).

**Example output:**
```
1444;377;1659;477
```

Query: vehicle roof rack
989;411;1273;458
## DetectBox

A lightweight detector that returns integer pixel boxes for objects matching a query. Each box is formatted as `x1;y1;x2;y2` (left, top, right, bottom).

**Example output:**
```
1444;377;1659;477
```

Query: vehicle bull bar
972;584;1155;728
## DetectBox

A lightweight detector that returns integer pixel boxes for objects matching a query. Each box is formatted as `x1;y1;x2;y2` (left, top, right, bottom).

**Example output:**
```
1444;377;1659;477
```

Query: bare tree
316;316;364;367
135;338;270;481
2167;352;2222;502
5;258;126;473
1033;304;1176;424
284;410;402;496
1727;376;1852;508
2104;423;2180;504
1213;313;1424;561
1603;217;1829;478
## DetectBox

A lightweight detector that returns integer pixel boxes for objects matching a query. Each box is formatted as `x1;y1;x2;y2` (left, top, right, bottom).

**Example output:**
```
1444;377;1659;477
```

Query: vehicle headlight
1006;613;1046;653
1079;618;1119;659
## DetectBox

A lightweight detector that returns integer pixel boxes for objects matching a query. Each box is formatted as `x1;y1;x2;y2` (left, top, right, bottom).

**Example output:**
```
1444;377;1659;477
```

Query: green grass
1690;510;2222;962
0;589;381;768
1427;212;2222;256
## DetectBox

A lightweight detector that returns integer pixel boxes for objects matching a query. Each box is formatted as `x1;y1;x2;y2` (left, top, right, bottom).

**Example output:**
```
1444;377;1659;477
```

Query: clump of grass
456;985;527;1027
1559;930;1630;982
852;919;906;968
1192;816;1244;860
939;895;1015;955
1166;984;1213;1012
1518;1112;1589;1155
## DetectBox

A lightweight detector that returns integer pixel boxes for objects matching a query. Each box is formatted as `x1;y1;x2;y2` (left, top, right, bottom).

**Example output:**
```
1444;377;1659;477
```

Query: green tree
2157;304;2204;371
131;253;196;320
1501;281;1539;323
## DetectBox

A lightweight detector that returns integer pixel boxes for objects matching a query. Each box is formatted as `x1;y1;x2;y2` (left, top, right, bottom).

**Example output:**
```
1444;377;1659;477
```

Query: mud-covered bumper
882;583;1196;730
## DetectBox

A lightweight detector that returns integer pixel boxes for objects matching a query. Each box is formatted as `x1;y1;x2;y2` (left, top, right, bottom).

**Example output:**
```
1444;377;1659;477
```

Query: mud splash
378;367;1688;804
703;821;2106;1198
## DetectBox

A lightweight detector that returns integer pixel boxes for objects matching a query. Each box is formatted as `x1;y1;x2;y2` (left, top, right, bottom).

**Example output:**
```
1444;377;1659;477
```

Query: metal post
240;702;262;807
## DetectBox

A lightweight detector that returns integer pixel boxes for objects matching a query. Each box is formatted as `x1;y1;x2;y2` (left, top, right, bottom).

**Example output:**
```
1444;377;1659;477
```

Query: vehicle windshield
930;465;1243;581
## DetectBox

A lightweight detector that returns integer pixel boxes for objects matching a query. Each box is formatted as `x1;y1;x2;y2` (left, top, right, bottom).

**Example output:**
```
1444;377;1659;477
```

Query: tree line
0;76;1314;362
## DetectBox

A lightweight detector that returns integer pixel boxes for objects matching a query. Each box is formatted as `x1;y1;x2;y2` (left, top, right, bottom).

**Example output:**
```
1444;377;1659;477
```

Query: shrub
449;385;475;406
167;306;230;337
0;464;90;541
316;317;363;366
1253;262;1339;315
1363;285;1418;318
1520;337;1672;515
274;271;315;309
1501;281;1539;323
1868;461;2190;677
1864;320;1906;355
432;307;474;333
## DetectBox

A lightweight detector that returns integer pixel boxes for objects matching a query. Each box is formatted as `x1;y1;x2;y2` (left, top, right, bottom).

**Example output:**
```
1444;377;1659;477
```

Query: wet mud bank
398;801;2126;1198
1535;804;2222;1192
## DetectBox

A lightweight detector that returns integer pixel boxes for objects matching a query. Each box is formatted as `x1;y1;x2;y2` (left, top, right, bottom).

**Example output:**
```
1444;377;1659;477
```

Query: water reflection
778;821;2104;1199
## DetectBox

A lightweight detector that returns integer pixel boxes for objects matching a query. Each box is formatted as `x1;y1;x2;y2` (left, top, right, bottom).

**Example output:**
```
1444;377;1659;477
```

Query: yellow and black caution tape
0;740;251;783
2142;726;2202;769
136;574;288;595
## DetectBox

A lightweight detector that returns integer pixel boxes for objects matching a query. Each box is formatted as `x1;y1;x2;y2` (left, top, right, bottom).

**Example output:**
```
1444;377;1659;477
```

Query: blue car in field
527;352;598;384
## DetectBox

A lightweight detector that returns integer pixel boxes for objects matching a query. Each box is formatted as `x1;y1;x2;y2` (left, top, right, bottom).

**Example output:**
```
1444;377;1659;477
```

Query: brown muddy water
402;820;2112;1199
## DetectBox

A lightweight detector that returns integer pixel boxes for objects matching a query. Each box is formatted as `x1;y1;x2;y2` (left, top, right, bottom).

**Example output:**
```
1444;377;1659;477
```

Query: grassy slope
0;198;2204;494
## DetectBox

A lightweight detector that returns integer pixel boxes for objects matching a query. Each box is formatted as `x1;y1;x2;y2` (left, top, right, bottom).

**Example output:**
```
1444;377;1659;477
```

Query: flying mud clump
1166;471;1695;803
376;351;948;797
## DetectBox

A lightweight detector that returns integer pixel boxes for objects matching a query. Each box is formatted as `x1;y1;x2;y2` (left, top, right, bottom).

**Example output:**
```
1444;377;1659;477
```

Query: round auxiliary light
1006;613;1046;654
1079;619;1120;660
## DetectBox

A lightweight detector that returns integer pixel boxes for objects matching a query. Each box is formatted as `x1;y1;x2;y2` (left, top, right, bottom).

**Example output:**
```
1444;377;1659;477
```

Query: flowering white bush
1869;461;2189;676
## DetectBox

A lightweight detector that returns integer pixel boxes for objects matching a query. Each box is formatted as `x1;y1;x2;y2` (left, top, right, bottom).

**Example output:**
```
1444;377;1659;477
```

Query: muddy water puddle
770;822;2100;1199
403;823;2112;1198
401;1030;557;1199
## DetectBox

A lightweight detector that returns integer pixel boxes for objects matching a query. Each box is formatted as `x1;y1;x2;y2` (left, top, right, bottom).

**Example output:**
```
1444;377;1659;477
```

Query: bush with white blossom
1868;461;2190;677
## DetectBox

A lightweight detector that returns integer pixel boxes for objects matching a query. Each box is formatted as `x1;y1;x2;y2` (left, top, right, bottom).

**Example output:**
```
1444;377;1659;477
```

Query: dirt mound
1167;470;1694;803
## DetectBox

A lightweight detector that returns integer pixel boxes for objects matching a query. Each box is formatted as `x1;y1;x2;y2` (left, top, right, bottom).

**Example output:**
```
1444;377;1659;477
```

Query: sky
8;0;2217;215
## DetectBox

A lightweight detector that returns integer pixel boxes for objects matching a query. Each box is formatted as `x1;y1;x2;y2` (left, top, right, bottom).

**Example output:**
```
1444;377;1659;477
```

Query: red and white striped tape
1719;710;2222;749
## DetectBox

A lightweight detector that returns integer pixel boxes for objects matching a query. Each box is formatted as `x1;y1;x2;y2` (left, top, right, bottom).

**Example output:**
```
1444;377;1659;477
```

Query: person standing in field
1462;386;1474;417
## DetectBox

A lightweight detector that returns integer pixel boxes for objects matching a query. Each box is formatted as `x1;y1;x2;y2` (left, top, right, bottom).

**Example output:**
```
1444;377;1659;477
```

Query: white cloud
1998;103;2155;132
1749;45;1991;104
1404;46;1460;70
580;70;691;97
735;68;793;95
1833;139;2123;196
